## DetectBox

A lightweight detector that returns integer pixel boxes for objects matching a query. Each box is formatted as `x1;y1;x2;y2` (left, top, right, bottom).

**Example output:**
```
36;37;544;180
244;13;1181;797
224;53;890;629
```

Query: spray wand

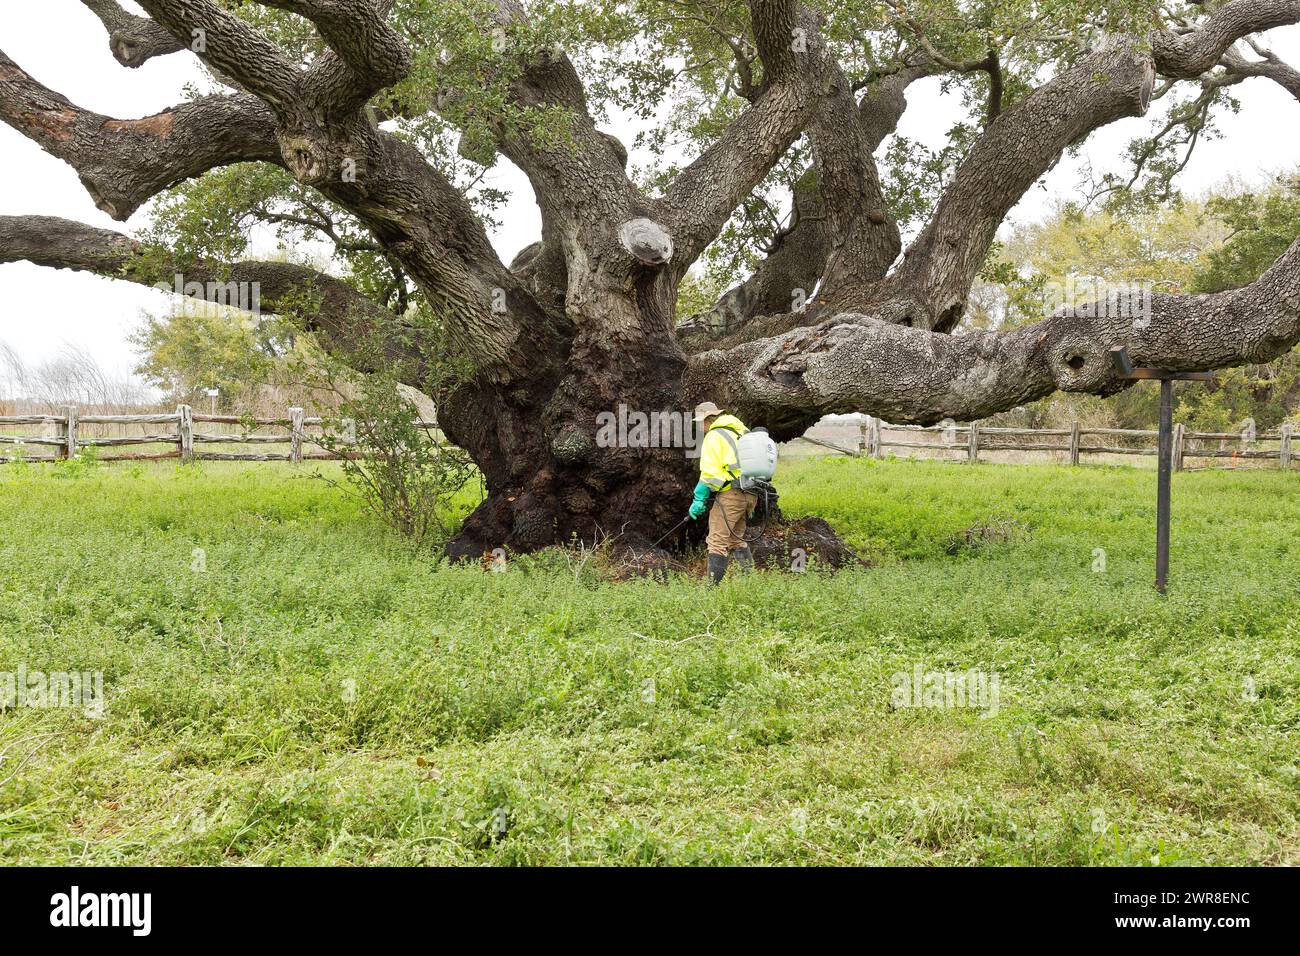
650;515;692;549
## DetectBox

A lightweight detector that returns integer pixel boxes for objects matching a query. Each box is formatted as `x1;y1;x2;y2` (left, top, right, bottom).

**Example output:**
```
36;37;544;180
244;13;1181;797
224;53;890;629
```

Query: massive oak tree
3;0;1300;558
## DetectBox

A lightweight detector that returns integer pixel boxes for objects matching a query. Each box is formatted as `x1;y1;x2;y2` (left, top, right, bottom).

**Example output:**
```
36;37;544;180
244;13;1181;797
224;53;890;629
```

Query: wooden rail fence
2;406;1294;471
0;405;434;464
806;417;1295;471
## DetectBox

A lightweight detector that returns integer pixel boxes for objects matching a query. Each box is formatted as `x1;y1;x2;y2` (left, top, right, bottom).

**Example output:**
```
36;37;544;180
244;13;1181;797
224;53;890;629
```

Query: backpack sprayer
724;426;779;493
717;426;779;540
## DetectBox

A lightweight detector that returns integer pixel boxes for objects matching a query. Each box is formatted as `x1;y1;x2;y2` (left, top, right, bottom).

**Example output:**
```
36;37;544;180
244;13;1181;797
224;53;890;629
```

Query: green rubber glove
688;481;713;520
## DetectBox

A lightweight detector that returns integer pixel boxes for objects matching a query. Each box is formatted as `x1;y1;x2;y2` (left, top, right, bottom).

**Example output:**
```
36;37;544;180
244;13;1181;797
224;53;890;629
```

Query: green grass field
1;456;1296;865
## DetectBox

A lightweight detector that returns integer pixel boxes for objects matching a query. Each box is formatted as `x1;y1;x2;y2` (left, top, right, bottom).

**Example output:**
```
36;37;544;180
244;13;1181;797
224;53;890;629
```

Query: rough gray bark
688;232;1300;437
2;0;1299;557
78;0;185;67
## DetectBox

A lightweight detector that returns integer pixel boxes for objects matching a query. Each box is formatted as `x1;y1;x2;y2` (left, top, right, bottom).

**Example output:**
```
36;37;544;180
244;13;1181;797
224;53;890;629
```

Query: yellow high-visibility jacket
699;414;748;491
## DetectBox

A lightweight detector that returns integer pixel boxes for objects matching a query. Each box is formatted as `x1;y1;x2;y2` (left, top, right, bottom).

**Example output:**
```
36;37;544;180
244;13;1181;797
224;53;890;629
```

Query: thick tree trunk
440;283;700;560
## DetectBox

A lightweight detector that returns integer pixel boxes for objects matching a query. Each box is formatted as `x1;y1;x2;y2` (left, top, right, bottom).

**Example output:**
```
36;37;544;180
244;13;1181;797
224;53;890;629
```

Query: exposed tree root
577;512;869;582
748;515;871;572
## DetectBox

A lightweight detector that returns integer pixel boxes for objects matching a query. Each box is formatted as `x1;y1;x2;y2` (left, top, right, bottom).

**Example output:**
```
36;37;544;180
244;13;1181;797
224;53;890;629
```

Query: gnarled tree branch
0;215;401;356
134;0;304;111
676;171;832;350
79;0;185;68
689;233;1300;436
1154;0;1300;78
856;1;1300;334
0;46;280;219
886;36;1160;332
662;4;836;272
1218;40;1300;101
749;0;802;85
260;0;411;112
677;45;994;354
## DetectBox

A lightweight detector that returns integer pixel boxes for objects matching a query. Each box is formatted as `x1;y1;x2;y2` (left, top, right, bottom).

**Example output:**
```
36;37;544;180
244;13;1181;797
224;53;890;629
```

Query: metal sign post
1108;347;1214;594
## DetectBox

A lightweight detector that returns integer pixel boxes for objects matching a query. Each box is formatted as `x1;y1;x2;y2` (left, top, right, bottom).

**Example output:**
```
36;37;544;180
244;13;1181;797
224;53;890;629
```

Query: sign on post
1108;347;1214;594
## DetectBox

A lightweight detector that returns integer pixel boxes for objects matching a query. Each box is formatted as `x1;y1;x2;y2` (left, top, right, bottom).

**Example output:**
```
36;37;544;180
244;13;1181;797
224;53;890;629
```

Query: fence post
857;419;867;457
967;422;980;463
289;407;304;464
1069;421;1080;466
177;404;194;463
1281;423;1293;471
60;404;78;459
870;417;883;459
1173;423;1185;472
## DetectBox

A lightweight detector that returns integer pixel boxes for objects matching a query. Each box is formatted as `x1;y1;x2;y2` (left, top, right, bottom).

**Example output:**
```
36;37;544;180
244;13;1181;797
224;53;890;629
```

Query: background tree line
977;170;1300;433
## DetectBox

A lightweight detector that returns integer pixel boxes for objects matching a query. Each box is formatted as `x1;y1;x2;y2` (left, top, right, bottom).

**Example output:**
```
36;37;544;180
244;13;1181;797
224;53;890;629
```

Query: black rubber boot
732;547;754;570
707;553;728;585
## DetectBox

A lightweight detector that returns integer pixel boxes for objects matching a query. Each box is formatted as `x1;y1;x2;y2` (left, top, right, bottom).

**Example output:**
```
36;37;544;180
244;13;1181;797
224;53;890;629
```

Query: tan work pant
706;487;758;556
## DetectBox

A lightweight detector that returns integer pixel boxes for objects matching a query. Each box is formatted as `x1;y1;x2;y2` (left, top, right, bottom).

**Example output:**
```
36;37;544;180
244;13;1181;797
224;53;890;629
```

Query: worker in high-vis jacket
687;401;757;584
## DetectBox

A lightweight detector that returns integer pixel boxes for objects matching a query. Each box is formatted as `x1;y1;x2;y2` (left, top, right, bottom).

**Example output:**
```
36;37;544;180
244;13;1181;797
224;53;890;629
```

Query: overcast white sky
2;3;1298;387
